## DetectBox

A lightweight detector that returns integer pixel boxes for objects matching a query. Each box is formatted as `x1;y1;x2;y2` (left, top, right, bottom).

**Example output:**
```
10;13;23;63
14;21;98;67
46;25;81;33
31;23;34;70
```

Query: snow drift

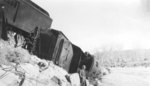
0;39;81;86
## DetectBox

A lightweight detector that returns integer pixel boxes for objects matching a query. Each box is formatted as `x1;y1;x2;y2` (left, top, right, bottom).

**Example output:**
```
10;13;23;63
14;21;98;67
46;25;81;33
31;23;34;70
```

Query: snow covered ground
0;39;76;86
0;39;150;86
101;67;150;86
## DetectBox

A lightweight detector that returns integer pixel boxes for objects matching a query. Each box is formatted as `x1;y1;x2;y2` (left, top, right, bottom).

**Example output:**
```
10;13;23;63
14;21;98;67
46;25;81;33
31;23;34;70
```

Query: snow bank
0;39;80;86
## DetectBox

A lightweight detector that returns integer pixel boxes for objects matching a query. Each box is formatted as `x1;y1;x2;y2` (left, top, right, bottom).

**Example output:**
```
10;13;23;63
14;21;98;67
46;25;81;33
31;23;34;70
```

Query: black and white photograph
0;0;150;86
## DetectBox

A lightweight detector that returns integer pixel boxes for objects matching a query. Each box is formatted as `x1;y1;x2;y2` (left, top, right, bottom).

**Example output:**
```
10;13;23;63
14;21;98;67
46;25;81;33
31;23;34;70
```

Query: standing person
79;65;87;86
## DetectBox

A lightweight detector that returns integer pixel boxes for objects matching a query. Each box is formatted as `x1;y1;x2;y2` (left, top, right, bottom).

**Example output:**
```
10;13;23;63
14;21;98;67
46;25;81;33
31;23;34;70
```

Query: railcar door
50;30;73;72
57;39;73;72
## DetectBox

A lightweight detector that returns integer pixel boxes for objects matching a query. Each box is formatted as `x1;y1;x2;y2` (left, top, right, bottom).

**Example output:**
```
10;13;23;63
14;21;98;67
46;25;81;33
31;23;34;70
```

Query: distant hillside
94;49;150;67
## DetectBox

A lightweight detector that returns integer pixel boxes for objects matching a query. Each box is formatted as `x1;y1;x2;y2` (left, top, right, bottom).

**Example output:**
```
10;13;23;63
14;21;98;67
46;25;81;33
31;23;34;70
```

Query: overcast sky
33;0;150;53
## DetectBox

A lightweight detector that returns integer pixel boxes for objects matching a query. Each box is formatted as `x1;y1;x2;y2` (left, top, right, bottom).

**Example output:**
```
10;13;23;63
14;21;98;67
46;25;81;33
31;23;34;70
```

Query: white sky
33;0;150;53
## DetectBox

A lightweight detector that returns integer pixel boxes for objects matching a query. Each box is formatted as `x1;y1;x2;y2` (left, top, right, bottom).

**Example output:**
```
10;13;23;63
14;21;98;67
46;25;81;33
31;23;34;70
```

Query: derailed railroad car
0;0;101;77
0;0;52;33
35;29;97;74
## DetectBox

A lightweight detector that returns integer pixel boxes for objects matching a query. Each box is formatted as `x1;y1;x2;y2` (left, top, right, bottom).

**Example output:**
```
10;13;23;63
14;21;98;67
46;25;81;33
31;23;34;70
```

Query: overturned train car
32;28;95;74
0;0;100;77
